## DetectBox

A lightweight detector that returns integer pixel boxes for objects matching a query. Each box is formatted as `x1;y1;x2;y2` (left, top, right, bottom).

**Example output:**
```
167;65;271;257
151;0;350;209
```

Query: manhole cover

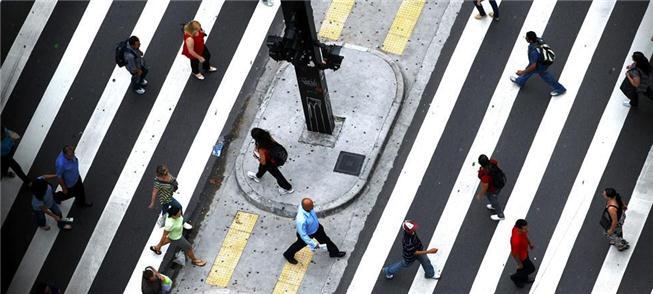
334;151;366;176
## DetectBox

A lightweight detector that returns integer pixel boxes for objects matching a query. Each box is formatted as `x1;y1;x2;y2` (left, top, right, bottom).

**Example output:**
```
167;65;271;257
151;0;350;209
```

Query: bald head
301;198;313;212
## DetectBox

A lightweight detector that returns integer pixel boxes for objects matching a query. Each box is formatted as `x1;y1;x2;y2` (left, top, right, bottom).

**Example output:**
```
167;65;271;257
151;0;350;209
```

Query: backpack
488;164;506;190
535;39;555;66
269;143;288;166
115;39;131;67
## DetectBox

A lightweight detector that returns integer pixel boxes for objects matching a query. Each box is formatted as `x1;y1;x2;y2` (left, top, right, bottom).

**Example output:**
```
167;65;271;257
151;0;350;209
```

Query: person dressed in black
1;126;29;182
283;198;345;264
246;128;294;194
622;51;651;107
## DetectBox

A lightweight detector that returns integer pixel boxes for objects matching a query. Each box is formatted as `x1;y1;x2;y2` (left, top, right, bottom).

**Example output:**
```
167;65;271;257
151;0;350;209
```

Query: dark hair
167;204;181;217
478;154;490;167
30;178;48;201
62;145;73;154
251;128;275;149
128;36;140;46
604;187;625;209
526;31;538;42
632;51;651;74
515;219;528;229
142;268;155;280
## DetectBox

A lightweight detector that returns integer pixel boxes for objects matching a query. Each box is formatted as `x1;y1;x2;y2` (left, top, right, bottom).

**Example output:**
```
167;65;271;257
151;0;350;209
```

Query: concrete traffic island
235;44;404;217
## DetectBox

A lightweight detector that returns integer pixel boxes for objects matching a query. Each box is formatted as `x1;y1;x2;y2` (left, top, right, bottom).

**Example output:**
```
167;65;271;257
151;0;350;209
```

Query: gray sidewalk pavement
173;0;462;293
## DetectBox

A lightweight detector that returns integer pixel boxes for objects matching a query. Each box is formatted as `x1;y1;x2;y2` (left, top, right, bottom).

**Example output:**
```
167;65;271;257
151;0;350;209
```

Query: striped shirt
153;177;176;205
402;231;423;263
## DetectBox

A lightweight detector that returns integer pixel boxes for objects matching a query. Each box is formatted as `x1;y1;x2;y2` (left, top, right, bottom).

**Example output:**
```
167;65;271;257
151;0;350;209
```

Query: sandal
150;246;161;255
192;259;206;267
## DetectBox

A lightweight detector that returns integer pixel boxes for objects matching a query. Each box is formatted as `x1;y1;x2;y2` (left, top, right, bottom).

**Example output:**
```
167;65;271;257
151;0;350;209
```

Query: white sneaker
429;270;442;280
183;222;193;230
194;73;205;80
140;79;148;86
486;204;495;210
383;268;393;279
550;90;565;96
135;88;146;95
490;214;505;221
623;101;631;107
510;75;519;84
208;66;217;72
279;187;294;195
247;171;260;183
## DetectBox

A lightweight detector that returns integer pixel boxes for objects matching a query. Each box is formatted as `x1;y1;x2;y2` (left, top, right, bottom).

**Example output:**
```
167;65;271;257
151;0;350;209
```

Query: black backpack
269;143;288;166
488;164;506;190
115;39;131;67
535;39;555;66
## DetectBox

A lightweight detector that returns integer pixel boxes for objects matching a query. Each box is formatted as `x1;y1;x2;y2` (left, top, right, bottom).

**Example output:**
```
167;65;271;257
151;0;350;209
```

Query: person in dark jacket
383;220;440;280
246;128;294;194
622;51;651;107
124;36;148;95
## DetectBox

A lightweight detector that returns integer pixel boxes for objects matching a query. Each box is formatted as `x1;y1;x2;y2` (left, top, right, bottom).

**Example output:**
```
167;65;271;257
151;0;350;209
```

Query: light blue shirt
295;204;319;248
55;152;79;187
31;176;55;211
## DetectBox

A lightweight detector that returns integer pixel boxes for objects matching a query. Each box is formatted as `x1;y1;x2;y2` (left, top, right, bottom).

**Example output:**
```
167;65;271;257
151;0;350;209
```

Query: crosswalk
2;0;653;293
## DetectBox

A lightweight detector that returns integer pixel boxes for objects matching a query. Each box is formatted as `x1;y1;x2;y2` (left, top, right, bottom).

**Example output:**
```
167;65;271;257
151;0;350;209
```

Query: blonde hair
183;20;201;35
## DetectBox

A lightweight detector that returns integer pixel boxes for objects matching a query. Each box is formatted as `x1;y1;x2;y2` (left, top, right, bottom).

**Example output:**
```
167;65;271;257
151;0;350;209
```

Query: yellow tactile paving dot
272;246;315;294
206;211;258;287
382;0;426;55
318;0;356;41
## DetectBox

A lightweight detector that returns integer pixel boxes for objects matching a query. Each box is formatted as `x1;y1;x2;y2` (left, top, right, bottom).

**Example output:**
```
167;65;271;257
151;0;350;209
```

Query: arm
607;207;619;235
149;187;159;208
476;182;489;200
517;63;537;75
41;205;61;222
296;219;318;248
124;53;142;76
517;50;540;75
626;71;641;87
258;149;267;165
55;163;69;194
415;248;438;255
512;251;524;269
40;174;58;181
185;37;205;62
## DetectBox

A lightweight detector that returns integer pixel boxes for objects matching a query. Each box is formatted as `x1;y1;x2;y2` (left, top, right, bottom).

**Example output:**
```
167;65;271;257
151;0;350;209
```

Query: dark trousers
256;163;292;190
474;0;499;18
284;224;340;257
131;67;148;91
55;176;88;206
190;47;212;74
511;255;535;285
1;153;29;182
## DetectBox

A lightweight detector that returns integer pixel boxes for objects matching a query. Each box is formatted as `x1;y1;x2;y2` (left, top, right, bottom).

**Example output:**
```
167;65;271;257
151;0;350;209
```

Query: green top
160;274;172;291
164;216;184;240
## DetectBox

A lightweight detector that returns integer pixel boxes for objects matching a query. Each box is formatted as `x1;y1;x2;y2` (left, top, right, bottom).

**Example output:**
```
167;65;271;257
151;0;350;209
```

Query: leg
473;1;487;16
139;67;148;85
629;93;640;107
384;259;412;276
283;234;308;259
33;210;46;227
71;176;88;206
131;73;141;91
267;165;292;190
514;71;536;87
522;256;535;277
8;157;29;182
416;254;436;278
538;70;566;93
256;163;269;178
486;192;504;218
1;154;12;177
311;224;340;255
190;58;200;74
201;48;212;71
488;0;499;18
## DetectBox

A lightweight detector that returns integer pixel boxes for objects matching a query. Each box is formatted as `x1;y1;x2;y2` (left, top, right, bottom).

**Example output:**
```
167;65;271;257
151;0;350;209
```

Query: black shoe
329;251;346;258
283;253;298;265
525;279;534;284
78;202;93;208
514;282;525;288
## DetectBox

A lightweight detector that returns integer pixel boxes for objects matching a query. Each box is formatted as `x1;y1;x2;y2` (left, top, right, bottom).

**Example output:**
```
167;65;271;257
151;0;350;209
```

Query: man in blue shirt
510;31;566;96
55;145;92;207
283;198;346;264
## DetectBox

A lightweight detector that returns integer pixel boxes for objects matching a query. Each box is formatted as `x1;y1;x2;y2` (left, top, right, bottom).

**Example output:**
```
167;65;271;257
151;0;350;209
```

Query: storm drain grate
333;151;366;176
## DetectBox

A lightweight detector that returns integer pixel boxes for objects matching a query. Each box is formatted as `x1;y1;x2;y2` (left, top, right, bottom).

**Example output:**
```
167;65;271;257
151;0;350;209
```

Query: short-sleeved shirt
510;227;529;261
1;128;14;156
402;232;424;263
160;274;172;291
31;177;56;211
478;159;499;193
527;39;548;71
55;152;80;187
164;216;184;241
154;177;176;205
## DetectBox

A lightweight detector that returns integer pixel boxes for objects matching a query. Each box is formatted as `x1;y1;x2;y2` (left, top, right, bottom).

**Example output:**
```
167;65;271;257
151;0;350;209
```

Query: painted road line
469;2;617;293
0;0;58;111
0;0;113;226
4;1;171;293
66;1;226;293
592;146;653;293
206;211;258;287
318;0;355;41
346;1;501;292
407;0;553;292
124;2;280;291
273;246;314;294
381;0;426;55
530;4;653;292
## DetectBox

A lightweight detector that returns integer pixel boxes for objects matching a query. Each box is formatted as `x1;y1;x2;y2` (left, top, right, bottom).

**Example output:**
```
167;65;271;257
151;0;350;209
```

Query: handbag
620;77;637;100
173;250;186;266
157;213;167;228
599;208;611;230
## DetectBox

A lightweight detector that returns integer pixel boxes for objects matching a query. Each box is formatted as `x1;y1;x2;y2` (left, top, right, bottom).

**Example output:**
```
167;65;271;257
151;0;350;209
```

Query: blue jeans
486;191;504;218
33;204;63;228
384;254;435;278
515;68;566;93
160;197;182;216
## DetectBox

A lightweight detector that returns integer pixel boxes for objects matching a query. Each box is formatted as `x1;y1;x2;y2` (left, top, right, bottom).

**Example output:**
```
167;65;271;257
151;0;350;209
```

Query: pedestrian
55;145;92;207
621;52;651;107
473;0;499;21
383;220;441;280
510;31;566;96
283;198;346;264
148;165;192;230
600;188;629;251
149;205;206;266
141;266;173;294
34;282;63;294
1;126;29;182
510;219;535;288
247;128;294;194
124;36;148;95
182;20;217;80
476;154;506;221
30;175;72;231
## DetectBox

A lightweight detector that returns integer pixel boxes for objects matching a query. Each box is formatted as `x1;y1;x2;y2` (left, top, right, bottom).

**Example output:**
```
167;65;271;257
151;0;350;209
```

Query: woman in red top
182;20;217;80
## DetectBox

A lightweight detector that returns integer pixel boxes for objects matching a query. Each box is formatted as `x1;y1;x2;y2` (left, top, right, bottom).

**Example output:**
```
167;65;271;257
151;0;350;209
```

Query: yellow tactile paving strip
205;211;258;287
272;245;314;294
382;0;426;55
318;0;356;40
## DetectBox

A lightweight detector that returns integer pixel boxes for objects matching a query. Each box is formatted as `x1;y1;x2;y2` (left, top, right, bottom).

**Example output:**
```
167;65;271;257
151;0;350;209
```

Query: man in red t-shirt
510;219;535;288
476;154;505;220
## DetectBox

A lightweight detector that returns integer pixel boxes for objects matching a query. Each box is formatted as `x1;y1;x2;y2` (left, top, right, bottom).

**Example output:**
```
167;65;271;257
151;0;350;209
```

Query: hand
427;248;438;254
607;229;613;236
199;57;206;63
517;263;523;270
476;194;482;200
62;186;69;195
148;203;154;209
529;244;534;250
516;69;524;75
